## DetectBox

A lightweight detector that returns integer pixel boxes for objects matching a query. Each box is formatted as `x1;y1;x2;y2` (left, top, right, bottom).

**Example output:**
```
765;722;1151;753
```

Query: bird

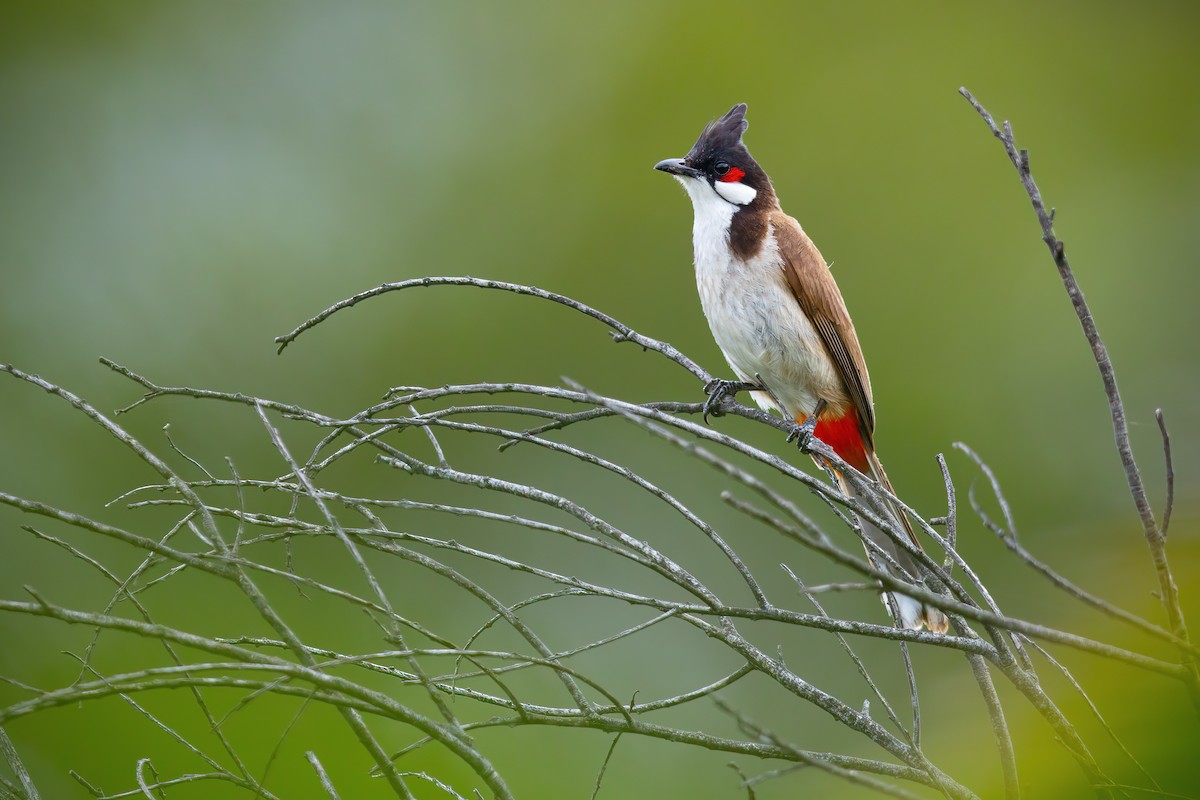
654;103;948;633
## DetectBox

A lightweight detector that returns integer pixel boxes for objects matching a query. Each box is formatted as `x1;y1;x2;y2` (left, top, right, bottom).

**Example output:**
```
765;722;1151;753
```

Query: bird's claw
785;415;819;450
786;398;828;450
703;379;752;424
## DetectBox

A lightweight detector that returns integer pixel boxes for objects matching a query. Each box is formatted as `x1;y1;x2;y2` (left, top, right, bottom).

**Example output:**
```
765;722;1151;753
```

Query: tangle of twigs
0;92;1193;800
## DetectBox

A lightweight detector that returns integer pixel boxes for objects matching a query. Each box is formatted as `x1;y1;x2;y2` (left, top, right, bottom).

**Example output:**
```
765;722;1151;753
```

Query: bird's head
654;103;774;210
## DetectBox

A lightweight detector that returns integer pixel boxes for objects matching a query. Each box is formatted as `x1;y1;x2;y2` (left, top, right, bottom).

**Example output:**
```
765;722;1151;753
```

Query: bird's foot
702;379;757;424
785;415;820;450
785;398;828;450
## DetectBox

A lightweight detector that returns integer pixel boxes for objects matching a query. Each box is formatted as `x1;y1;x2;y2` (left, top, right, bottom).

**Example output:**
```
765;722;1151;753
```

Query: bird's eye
713;161;730;176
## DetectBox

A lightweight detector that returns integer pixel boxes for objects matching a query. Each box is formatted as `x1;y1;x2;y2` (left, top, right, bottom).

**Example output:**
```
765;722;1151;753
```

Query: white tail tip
889;593;949;633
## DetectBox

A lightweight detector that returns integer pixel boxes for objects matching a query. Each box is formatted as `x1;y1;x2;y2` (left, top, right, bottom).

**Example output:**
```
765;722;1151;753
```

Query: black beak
654;158;701;179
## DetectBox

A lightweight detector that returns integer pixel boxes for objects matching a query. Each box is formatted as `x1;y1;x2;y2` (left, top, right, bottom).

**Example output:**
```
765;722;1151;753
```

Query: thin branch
1019;636;1160;793
253;401;468;734
1154;409;1174;538
306;753;341;800
0;603;502;799
713;698;935;800
936;454;958;574
955;443;1197;656
0;729;39;800
958;88;1198;711
273;276;705;381
965;652;1019;799
589;731;624;800
720;493;1183;678
782;566;910;742
413;714;945;791
402;407;772;609
95;771;258;800
25;523;261;789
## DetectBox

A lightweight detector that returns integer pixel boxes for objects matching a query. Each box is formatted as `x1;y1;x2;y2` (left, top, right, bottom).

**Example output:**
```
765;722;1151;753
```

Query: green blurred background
2;1;1198;797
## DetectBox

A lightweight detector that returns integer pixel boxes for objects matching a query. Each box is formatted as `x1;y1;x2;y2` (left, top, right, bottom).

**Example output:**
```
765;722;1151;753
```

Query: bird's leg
786;398;828;450
702;378;759;424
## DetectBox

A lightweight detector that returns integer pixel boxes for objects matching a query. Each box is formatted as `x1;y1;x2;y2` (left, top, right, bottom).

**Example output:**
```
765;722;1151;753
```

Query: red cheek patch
719;167;746;183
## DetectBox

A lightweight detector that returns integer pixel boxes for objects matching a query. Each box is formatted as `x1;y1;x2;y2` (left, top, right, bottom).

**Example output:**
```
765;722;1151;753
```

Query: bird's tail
833;453;949;634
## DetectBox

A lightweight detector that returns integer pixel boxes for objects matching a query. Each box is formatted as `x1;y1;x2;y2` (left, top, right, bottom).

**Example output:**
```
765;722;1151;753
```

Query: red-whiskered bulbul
655;103;948;632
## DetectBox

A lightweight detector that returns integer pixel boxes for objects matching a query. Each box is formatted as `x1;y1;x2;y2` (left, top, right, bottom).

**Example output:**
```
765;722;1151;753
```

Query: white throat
677;176;737;252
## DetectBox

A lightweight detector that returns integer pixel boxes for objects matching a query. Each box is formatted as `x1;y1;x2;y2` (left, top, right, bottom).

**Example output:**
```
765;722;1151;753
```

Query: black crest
686;103;750;163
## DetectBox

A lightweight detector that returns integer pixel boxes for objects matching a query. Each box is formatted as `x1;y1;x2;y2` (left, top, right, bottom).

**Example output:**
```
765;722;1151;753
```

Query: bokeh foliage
1;2;1198;797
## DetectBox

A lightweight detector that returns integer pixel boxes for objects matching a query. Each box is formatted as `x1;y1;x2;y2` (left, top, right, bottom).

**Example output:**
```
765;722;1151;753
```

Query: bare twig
937;454;958;574
0;729;39;800
272;276;705;381
306;752;341;800
1019;636;1161;793
589;730;624;800
713;698;934;800
955;443;1194;656
1154;409;1174;539
959;88;1198;712
782;565;910;742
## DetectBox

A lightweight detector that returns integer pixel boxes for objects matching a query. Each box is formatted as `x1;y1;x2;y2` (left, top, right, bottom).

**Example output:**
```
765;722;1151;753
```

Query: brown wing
773;211;929;553
771;210;876;449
